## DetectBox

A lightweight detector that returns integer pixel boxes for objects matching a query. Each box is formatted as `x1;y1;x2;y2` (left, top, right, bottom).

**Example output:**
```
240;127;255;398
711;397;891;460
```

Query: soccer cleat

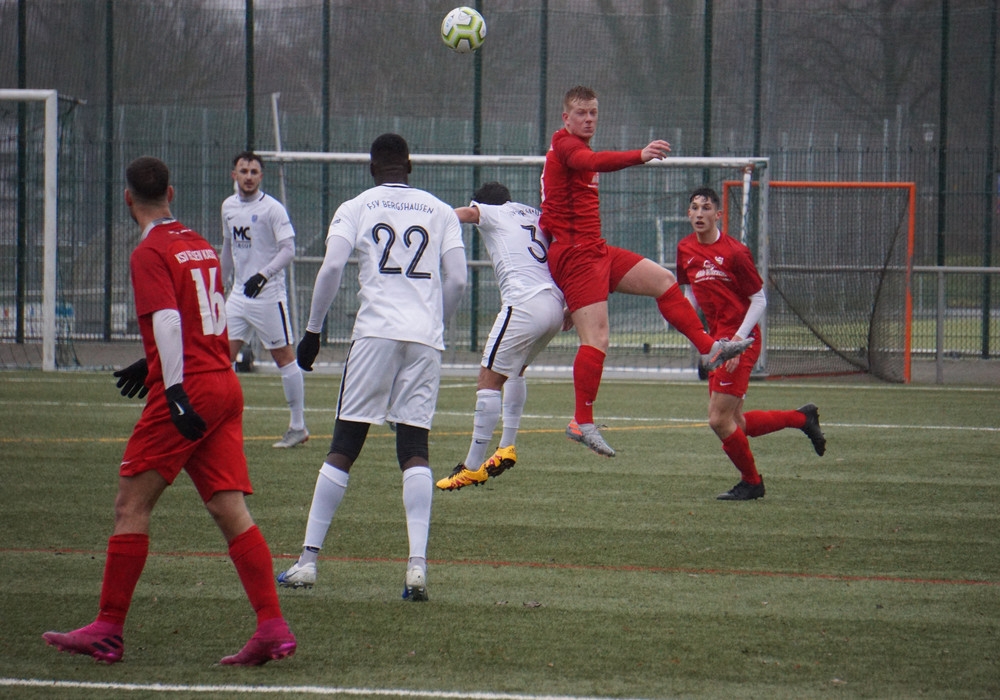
42;621;125;664
402;566;428;602
219;617;297;666
716;479;766;501
276;560;316;589
435;463;488;491
702;337;755;371
273;427;309;448
797;404;826;456
482;445;517;478
566;420;615;457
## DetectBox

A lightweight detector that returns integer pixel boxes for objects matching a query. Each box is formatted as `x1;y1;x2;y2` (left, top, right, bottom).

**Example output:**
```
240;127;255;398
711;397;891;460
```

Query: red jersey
539;128;643;244
130;219;232;386
676;231;763;339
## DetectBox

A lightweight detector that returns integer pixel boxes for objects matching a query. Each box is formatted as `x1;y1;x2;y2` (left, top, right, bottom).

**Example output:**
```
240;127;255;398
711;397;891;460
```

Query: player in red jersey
540;85;752;457
677;187;826;500
42;156;295;665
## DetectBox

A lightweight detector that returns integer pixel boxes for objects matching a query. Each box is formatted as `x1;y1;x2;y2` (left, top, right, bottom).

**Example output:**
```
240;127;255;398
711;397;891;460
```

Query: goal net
723;180;915;382
258;151;770;375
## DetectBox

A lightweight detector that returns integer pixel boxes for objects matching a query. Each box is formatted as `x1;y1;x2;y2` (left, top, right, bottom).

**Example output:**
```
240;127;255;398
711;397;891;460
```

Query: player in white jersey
221;151;308;448
437;182;568;492
276;134;467;600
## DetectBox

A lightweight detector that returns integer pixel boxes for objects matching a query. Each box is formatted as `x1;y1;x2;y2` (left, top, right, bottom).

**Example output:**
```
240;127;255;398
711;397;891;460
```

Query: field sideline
1;371;998;699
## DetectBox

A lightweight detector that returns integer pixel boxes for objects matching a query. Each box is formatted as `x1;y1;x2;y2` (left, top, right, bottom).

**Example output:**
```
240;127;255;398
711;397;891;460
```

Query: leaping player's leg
562;303;614;457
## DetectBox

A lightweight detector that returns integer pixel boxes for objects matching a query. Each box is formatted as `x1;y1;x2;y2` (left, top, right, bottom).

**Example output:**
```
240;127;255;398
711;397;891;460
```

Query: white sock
500;375;526;447
401;466;432;561
300;463;349;562
280;361;306;431
464;388;501;469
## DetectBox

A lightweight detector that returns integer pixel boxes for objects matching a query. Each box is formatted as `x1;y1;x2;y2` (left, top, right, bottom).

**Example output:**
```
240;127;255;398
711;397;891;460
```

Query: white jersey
221;191;295;301
328;183;464;350
473;201;562;307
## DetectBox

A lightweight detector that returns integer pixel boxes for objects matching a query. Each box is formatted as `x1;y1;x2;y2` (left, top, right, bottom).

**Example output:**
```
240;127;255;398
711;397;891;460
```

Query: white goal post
0;89;59;371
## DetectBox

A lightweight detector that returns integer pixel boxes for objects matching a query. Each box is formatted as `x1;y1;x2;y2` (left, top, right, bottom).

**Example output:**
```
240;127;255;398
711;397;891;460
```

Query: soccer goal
258;149;770;375
723;180;915;382
0;89;59;371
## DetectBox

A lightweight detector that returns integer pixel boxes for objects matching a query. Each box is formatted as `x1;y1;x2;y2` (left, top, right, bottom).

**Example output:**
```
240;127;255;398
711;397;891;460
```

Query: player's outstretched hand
113;358;149;399
297;331;321;372
164;383;207;441
243;273;268;298
640;139;672;162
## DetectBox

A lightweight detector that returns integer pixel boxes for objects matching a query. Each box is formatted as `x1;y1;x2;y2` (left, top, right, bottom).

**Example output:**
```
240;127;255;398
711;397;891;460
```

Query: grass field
1;369;998;699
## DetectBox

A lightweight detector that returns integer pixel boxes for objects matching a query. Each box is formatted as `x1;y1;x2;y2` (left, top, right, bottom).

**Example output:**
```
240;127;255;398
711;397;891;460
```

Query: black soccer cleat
797;404;826;456
716;479;766;501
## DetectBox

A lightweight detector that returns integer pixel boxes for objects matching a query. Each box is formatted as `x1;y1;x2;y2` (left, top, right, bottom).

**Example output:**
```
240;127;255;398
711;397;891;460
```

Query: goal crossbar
258;150;768;170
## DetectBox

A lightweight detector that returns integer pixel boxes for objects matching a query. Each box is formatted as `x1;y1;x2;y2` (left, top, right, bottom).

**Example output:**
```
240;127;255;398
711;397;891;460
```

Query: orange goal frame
721;180;916;382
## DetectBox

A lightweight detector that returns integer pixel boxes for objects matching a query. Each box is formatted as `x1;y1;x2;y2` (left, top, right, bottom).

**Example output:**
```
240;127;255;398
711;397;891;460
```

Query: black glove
297;331;321;372
243;273;268;298
113;358;149;399
164;383;207;441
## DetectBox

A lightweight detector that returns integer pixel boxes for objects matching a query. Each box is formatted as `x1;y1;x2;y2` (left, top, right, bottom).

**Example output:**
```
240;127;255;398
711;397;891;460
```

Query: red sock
721;428;761;485
656;285;715;354
573;345;605;425
744;409;806;437
228;525;282;624
96;533;149;627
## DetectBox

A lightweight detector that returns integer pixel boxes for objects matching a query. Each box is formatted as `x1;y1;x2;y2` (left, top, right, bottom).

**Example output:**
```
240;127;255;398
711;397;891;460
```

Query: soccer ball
441;6;487;53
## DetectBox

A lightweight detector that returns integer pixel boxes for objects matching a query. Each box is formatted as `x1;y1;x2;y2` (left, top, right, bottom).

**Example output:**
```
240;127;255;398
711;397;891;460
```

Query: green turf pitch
1;370;998;699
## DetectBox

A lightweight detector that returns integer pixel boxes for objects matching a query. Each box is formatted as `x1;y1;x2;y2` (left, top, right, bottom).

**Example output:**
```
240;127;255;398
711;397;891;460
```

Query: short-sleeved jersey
327;183;464;350
539;128;643;245
221;191;294;301
472;201;562;307
131;219;231;386
676;231;764;339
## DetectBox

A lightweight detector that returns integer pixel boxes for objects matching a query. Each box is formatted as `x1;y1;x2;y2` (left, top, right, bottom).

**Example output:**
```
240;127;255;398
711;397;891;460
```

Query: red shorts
547;239;644;312
708;337;762;397
120;370;252;502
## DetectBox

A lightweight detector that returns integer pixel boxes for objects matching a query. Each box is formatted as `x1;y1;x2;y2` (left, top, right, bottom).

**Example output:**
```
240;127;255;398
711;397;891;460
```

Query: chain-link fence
2;0;997;373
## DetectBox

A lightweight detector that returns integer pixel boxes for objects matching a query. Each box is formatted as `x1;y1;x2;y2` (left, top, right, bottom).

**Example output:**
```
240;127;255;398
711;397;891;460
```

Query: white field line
0;678;653;700
3;399;999;433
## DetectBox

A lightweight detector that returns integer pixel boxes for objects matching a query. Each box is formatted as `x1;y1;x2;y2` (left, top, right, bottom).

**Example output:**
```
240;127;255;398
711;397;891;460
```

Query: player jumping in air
436;181;568;491
540;85;753;458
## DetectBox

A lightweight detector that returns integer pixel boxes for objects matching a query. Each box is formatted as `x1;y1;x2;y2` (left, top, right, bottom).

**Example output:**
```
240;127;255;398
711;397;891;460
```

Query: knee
329;419;370;466
395;423;429;469
707;411;735;439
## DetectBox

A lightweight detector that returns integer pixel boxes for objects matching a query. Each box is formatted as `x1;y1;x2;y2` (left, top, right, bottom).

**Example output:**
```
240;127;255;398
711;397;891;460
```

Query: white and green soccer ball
441;6;487;53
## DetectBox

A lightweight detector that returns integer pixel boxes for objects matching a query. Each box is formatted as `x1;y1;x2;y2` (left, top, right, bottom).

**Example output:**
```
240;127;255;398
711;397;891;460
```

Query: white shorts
481;288;564;377
225;293;294;349
337;337;442;430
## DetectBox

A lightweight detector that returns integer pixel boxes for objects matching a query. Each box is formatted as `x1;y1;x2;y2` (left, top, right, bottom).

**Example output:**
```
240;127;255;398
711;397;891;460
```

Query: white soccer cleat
566;420;615;457
276;560;316;589
273;427;309;448
402;566;428;601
